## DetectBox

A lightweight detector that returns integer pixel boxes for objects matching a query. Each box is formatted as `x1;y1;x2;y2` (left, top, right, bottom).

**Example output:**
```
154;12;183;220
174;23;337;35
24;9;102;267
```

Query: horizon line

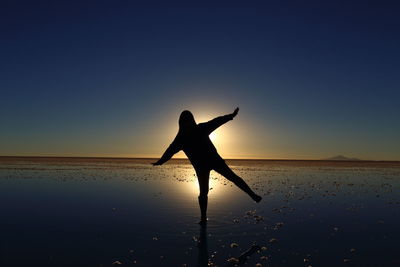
1;155;399;162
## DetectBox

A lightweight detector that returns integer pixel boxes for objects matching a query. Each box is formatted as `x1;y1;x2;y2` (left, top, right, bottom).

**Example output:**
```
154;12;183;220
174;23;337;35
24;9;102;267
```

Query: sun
209;131;218;143
183;171;223;196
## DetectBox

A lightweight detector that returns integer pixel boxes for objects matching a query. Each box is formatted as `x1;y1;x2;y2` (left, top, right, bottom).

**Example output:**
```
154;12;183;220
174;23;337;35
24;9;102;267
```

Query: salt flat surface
0;158;399;266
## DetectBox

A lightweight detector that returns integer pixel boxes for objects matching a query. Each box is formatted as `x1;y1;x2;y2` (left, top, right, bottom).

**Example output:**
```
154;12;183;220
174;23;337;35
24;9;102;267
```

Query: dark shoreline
1;156;399;168
1;155;399;162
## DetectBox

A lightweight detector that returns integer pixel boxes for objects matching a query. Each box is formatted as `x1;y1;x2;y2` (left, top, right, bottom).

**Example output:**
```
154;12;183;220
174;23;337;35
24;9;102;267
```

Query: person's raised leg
214;162;262;203
196;168;210;226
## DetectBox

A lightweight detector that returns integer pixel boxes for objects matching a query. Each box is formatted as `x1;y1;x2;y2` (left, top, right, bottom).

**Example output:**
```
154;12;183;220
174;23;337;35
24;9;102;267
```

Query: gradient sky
1;1;399;160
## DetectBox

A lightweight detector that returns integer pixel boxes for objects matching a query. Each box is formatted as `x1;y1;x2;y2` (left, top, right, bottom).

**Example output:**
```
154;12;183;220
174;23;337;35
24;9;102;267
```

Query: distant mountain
324;155;362;161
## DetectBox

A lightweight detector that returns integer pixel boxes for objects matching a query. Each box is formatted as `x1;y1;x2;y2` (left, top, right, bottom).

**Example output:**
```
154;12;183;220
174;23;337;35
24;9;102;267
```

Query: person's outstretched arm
201;107;239;135
152;135;182;166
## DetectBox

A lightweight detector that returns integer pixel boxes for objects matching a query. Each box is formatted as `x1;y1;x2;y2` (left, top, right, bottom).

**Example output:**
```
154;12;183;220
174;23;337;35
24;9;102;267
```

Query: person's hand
232;107;239;118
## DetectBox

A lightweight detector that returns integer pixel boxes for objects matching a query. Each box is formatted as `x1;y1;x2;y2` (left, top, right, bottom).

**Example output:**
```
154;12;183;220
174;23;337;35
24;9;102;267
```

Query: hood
179;110;196;130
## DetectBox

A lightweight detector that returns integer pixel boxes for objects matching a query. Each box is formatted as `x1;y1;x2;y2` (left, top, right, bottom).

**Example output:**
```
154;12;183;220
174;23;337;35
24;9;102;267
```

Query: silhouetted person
152;108;262;225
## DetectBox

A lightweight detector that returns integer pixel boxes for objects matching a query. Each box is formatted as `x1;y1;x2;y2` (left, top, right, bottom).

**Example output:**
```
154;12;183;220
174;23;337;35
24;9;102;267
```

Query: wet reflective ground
0;157;399;266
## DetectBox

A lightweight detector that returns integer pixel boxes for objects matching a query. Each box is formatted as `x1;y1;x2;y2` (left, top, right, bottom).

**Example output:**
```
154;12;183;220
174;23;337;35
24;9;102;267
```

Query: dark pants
195;161;258;221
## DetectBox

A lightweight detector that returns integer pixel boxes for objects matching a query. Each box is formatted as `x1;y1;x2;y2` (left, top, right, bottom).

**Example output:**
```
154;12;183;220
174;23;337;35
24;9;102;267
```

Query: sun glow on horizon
182;172;226;197
170;164;228;197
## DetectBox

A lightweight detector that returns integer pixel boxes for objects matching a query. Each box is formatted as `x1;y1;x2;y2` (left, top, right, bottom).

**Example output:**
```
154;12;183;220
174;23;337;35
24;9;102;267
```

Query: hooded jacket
156;111;234;169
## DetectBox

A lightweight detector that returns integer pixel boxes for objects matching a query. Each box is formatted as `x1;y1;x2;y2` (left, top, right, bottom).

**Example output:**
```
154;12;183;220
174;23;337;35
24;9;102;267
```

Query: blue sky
1;1;399;160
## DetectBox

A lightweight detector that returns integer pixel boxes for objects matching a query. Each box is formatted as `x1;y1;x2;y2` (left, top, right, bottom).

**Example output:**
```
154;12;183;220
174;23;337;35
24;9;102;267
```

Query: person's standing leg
196;168;210;225
214;162;262;202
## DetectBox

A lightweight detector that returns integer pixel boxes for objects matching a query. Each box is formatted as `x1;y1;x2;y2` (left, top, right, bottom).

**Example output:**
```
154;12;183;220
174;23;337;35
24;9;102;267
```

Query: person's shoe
253;194;262;203
198;218;208;227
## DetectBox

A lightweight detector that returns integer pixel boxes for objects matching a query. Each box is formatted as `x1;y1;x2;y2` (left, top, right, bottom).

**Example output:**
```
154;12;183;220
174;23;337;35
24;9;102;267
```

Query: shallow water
0;157;400;266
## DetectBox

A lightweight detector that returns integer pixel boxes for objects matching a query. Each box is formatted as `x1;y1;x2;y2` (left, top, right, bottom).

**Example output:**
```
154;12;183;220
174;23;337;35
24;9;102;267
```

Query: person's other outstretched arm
152;135;182;166
201;107;239;135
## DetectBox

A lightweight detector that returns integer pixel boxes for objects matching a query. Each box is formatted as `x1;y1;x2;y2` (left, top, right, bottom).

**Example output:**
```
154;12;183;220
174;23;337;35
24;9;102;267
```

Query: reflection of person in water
152;108;262;225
